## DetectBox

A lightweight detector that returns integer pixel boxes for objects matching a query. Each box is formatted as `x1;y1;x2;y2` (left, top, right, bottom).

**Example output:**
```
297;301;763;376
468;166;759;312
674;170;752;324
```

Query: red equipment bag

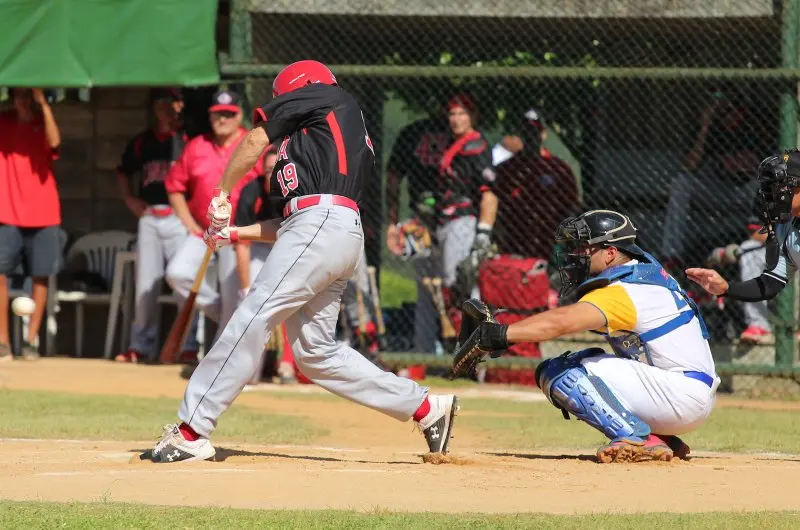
478;255;551;384
478;254;550;312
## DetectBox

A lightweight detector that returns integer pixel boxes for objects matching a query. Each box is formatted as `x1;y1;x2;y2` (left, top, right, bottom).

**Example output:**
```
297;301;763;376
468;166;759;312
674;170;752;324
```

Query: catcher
453;210;720;463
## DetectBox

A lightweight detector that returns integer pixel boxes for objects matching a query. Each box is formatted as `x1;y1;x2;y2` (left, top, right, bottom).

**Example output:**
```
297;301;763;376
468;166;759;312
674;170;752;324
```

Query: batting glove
472;223;492;252
207;190;232;230
237;286;250;303
203;225;239;251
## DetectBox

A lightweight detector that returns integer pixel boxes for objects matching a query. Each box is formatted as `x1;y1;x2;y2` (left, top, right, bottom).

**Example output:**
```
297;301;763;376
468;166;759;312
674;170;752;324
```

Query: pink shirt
165;128;258;230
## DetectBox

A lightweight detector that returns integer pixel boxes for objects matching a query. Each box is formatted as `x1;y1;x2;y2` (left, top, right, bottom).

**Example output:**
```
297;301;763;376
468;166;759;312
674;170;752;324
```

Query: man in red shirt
0;88;62;361
493;108;580;259
165;90;258;337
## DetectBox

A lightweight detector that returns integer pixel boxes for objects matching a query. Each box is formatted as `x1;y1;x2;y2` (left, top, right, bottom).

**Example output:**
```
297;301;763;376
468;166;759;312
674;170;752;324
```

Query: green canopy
0;0;219;87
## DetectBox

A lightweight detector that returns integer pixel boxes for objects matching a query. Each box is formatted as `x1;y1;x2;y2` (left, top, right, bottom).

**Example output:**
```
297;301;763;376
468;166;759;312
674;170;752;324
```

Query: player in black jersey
147;61;458;463
115;88;198;363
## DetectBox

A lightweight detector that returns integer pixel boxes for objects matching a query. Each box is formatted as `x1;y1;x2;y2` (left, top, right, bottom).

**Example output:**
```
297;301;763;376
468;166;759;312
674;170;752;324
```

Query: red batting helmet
272;60;338;98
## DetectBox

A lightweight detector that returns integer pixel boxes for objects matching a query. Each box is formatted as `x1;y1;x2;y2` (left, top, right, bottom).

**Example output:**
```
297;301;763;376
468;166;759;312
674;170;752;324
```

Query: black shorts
0;225;64;277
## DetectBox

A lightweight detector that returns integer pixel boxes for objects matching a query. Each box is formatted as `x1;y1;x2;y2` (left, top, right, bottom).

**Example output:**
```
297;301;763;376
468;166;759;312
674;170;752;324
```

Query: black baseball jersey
117;129;185;205
436;130;495;221
386;118;449;211
254;84;374;209
235;176;279;226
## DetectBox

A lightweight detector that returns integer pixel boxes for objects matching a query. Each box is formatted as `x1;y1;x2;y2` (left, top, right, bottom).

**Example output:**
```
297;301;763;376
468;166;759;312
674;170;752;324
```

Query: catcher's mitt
396;218;433;261
451;299;508;378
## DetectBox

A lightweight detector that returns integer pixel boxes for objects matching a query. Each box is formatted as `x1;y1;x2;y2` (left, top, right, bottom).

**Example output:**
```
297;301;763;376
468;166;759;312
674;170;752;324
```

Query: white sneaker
144;424;216;463
415;394;459;454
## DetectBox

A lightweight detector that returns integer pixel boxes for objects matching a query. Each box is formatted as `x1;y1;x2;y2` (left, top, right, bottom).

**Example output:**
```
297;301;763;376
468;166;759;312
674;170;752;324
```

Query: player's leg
536;350;716;462
245;242;273;384
437;215;477;288
581;355;718;435
215;245;241;332
163;207;356;458
23;226;63;359
0;224;24;358
162;218;200;354
285;274;457;453
739;242;772;341
124;215;163;361
166;234;221;322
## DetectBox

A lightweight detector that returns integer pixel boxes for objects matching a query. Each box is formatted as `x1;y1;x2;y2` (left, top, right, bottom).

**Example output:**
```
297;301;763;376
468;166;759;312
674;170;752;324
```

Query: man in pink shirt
165;90;257;341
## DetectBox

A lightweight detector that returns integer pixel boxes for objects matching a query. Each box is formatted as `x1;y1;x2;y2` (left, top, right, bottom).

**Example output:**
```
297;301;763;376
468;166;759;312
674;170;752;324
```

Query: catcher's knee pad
537;354;651;440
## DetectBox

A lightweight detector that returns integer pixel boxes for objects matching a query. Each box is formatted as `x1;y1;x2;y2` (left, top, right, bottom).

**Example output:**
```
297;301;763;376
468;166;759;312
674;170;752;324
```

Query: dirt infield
2;359;800;514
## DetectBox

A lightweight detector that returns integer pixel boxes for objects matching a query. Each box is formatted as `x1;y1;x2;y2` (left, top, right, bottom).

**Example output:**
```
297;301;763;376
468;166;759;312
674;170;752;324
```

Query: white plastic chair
57;230;136;357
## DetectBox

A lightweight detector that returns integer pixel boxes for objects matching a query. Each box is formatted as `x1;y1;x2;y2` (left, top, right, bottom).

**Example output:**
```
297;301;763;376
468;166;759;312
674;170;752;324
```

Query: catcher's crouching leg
535;350;672;463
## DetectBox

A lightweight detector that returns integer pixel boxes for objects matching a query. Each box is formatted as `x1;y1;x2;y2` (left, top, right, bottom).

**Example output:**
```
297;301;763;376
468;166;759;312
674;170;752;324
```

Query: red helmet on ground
272;60;338;98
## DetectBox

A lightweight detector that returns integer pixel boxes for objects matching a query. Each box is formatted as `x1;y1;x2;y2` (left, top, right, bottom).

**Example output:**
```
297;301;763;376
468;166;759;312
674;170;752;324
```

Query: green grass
0;389;327;443
3;387;800;456
379;263;417;308
0;502;797;529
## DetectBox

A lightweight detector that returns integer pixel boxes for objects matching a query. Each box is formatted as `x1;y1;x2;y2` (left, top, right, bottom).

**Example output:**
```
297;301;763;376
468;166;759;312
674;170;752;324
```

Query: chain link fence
225;0;800;387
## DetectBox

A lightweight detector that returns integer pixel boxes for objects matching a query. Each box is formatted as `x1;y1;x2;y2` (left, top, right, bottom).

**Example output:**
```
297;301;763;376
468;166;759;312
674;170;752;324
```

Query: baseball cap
150;87;182;103
521;108;545;133
446;93;476;115
209;90;242;113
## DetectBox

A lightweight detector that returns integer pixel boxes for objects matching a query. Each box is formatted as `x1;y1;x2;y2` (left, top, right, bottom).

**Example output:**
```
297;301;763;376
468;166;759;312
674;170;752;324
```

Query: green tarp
0;0;219;87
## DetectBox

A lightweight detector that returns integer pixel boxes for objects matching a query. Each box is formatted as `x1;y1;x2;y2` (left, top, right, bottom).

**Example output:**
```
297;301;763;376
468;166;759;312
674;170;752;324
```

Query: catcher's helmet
272;60;338;98
757;149;800;231
554;210;645;296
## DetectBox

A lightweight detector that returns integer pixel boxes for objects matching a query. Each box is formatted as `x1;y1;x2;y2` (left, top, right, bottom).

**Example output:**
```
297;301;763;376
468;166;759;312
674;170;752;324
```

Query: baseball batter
453;210;719;462
145;61;458;463
688;150;800;324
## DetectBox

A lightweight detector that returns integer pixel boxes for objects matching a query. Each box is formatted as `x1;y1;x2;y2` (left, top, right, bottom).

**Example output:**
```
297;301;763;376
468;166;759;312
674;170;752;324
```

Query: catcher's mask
757;150;800;232
554;210;645;297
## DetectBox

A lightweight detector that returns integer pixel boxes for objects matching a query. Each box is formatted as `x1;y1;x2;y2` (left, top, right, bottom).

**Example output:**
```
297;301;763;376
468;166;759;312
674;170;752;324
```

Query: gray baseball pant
129;212;199;356
178;203;428;437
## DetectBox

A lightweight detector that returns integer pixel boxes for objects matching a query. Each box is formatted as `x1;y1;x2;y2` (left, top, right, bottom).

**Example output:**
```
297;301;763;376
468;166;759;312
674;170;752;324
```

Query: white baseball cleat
416;394;459;454
143;424;216;463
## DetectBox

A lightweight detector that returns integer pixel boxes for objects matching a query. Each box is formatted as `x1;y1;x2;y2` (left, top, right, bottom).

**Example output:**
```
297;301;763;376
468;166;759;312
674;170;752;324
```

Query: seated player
452;210;720;462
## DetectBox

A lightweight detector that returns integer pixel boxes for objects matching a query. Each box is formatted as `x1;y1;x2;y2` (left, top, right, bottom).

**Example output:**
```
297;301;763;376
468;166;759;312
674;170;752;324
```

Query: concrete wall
53;88;151;240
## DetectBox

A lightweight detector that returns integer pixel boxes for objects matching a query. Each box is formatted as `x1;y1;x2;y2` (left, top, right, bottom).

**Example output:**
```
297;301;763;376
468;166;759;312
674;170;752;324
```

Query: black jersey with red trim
253;84;374;209
436;130;495;221
118;129;185;205
235;176;279;226
386;118;449;212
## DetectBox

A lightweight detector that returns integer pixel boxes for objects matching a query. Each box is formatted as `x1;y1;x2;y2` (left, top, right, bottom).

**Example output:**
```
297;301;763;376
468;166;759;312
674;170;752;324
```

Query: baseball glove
451;299;508;378
396;218;433;261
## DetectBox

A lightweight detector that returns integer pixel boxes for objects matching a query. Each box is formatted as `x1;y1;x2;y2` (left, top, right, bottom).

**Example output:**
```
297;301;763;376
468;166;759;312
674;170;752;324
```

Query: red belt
147;206;173;218
282;194;359;219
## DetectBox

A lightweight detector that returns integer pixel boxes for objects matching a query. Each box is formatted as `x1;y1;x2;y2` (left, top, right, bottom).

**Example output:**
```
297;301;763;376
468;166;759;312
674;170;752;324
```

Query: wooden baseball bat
366;266;386;336
423;276;457;339
160;246;213;364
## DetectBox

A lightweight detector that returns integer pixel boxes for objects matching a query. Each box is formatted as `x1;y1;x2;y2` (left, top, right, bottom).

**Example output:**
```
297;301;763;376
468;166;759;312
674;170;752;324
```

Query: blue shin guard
537;352;651;441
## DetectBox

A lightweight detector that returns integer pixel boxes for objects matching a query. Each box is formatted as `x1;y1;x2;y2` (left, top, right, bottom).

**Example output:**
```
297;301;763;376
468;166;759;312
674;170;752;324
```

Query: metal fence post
776;0;799;367
229;0;254;124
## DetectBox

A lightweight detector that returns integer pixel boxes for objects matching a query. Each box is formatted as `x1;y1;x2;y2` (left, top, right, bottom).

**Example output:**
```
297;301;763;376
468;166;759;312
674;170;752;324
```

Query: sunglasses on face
211;111;237;119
